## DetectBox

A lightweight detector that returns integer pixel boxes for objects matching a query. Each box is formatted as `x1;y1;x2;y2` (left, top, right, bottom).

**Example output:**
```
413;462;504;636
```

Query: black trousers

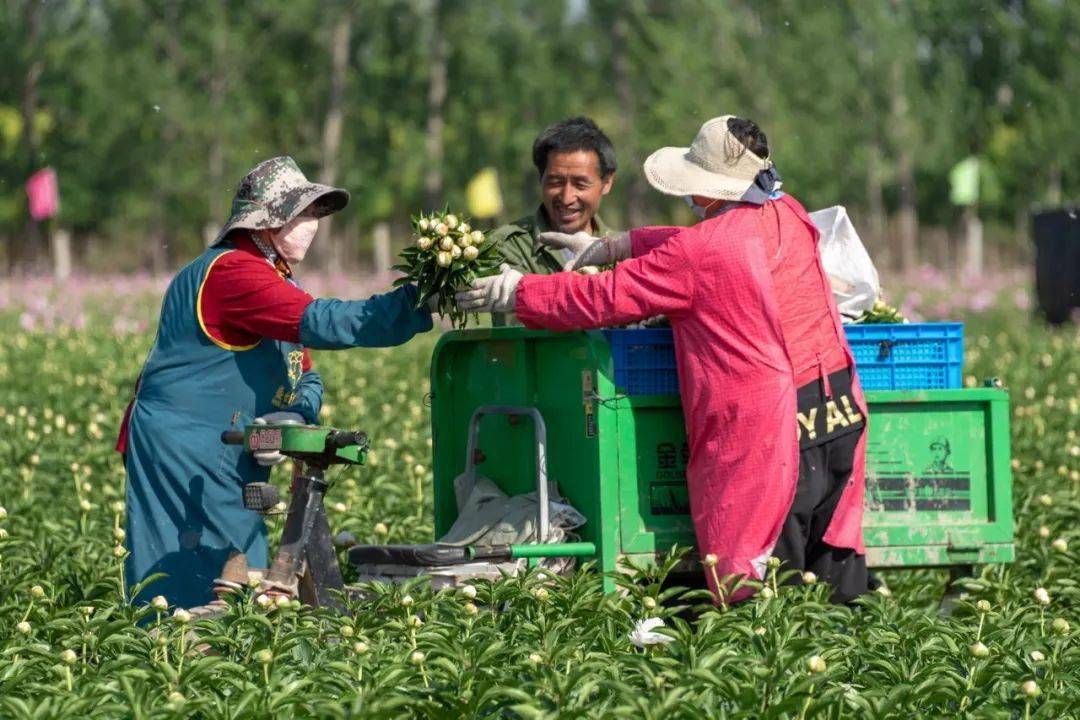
772;416;871;605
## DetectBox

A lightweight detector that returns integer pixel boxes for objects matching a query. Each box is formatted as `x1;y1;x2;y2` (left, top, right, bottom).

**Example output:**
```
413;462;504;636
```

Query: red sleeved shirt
199;234;315;371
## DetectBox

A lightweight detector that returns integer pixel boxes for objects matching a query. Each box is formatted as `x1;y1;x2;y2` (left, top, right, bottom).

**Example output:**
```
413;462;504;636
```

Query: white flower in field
1051;538;1068;553
0;528;8;539
759;586;775;600
629;617;674;648
753;626;766;636
702;553;718;568
255;649;274;664
970;642;990;658
1051;618;1070;636
1029;650;1045;662
173;608;191;624
80;606;95;617
471;230;484;244
439;236;455;252
0;506;6;520
458;222;470;234
436;251;452;268
16;621;30;635
463;245;479;261
1071;445;1079;457
374;522;389;536
331;502;347;513
1034;588;1051;606
418;218;430;232
410;650;425;665
81;482;92;494
528;652;544;664
806;655;827;674
435;223;449;237
976;599;991;613
60;649;78;665
642;596;657;610
463;602;478;616
30;585;45;599
445;214;458;229
1021;680;1040;698
802;571;818;585
1038;525;1051;538
400;595;414;608
460;584;477;599
1038;494;1053;507
79;499;92;512
416;236;433;251
150;595;168;612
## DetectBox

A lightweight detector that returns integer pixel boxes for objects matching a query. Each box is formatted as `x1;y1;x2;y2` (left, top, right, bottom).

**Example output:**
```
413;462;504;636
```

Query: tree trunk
424;0;447;211
372;221;391;275
208;1;228;226
890;59;918;273
314;13;352;272
864;142;888;266
612;10;646;227
961;205;983;278
50;227;71;281
18;0;45;272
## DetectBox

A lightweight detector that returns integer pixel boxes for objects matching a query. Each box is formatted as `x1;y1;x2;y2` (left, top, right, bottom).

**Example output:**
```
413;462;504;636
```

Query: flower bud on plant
459;222;470;234
806;656;826;673
173;608;191;624
16;620;30;635
79;499;92;512
374;522;389;536
255;649;274;664
80;606;95;617
111;501;125;514
353;641;368;655
435;223;449;237
113;527;125;542
167;692;185;705
255;594;272;609
30;585;45;599
970;642;989;658
471;230;484;244
1051;537;1068;553
418;218;430;232
531;587;549;601
410;651;425;665
802;571;818;585
150;595;168;612
400;595;414;608
0;506;6;520
463;602;478;615
113;544;126;558
461;584;477;599
417;236;433;251
528;652;543;665
439;237;454;252
60;649;77;665
1051;618;1070;635
1029;650;1045;662
1038;526;1050;538
1038;494;1053;507
340;625;355;638
446;215;458;229
463;245;479;261
754;627;766;636
767;556;782;570
436;251;452;268
407;614;423;628
451;244;462;259
1034;588;1051;606
1021;680;1040;698
976;599;991;613
642;596;657;610
759;586;775;600
0;528;8;539
702;554;718;568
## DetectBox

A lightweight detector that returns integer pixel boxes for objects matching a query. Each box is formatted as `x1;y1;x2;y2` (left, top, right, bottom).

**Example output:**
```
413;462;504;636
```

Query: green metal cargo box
430;328;1013;588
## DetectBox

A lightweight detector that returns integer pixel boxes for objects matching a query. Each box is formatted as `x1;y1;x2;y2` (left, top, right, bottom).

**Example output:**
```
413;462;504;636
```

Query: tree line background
1;0;1077;276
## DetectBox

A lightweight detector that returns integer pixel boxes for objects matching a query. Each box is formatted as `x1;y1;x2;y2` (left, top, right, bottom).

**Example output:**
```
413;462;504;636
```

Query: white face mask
684;195;721;219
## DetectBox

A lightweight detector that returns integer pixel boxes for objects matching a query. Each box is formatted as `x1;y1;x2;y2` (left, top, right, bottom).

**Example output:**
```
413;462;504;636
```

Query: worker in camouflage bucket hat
117;156;434;610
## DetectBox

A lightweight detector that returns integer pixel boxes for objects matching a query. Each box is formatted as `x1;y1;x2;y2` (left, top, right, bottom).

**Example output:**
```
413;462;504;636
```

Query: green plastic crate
430;328;1014;589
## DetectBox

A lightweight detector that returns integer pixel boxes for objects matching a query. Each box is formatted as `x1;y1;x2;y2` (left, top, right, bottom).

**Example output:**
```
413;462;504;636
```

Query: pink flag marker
26;167;60;221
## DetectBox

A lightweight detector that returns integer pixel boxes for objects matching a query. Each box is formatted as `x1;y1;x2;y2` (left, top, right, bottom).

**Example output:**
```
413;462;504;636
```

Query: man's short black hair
532;116;617;179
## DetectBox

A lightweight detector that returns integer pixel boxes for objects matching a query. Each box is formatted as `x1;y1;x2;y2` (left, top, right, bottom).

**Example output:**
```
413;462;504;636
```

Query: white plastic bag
810;206;879;322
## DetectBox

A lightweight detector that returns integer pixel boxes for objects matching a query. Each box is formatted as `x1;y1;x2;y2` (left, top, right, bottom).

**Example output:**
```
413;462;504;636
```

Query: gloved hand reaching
251;411;305;466
454;264;523;314
537;230;630;271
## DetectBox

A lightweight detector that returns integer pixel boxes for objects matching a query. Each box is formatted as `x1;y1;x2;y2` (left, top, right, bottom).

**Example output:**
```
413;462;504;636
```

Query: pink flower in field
18;312;36;331
1012;288;1031;311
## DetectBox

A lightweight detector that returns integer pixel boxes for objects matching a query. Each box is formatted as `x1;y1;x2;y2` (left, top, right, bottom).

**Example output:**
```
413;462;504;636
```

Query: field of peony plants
0;273;1076;718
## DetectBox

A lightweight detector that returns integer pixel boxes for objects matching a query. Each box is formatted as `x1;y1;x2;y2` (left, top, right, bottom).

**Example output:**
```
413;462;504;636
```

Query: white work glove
251;411;305;466
537;230;630;271
454;264;523;314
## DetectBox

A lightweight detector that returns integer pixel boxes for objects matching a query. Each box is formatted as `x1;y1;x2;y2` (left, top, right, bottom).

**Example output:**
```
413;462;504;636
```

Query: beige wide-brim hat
643;115;774;200
210;156;349;246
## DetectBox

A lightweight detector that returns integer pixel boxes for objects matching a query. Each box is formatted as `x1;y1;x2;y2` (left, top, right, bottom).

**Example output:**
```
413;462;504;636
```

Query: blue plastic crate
842;322;964;390
604;323;964;395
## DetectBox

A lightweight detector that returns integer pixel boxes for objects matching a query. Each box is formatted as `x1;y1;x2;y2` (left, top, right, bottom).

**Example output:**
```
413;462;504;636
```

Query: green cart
430;328;1014;591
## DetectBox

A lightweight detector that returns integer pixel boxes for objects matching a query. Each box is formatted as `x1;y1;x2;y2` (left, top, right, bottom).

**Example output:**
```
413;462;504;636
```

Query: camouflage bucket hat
210;156;349;246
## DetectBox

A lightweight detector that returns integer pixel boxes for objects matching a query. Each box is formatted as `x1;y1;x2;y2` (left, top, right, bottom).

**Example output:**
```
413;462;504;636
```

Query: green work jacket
490;206;614;326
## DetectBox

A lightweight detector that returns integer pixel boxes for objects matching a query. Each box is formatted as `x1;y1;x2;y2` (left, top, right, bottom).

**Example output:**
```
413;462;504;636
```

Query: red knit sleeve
199;251;315;347
515;228;697;331
630;226;683;257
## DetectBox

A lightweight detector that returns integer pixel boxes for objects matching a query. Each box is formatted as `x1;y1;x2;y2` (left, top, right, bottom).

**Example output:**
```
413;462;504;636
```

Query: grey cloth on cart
439;475;586;547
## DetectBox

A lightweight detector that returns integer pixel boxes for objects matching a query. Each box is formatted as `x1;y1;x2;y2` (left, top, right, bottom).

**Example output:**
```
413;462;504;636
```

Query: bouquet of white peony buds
393;209;504;328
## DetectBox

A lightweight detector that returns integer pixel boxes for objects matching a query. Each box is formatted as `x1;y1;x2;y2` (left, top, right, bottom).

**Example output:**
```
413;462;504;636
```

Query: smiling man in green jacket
490;116;617;325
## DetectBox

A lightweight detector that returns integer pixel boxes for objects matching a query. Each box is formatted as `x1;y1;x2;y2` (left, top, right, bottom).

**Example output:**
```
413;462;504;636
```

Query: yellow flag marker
466;167;503;219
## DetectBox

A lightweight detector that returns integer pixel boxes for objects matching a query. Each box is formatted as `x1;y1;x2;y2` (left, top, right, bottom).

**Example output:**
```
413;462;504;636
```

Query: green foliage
0;296;1077;716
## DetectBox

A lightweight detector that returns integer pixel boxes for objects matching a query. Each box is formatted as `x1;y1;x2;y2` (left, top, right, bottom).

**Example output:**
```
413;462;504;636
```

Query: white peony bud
410;651;425;665
1051;617;1070;635
702;554;718;568
417;236;433;251
400;595;414;608
30;585;45;599
1021;680;1040;697
471;230;484;244
353;641;369;655
463;245;479;261
528;652;543;664
374;522;389;536
1038;525;1050;538
458;222;470;234
642;596;657;610
759;586;775;600
60;649;78;665
16;620;30;635
173;608;191;624
113;527;126;542
1051;537;1068;553
976;599;991;613
463;602;478;615
802;571;818;585
1029;650;1045;662
0;506;7;520
970;642;989;658
436;251;452;268
445;215;458;229
418;218;430;232
439;237;455;251
460;584;477;599
150;595;169;612
451;244;462;259
255;649;274;664
806;655;827;673
255;594;273;609
1034;588;1051;606
435;223;449;237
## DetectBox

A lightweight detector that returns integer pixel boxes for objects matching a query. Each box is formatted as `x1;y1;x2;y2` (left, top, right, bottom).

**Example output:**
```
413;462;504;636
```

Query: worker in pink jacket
457;116;870;604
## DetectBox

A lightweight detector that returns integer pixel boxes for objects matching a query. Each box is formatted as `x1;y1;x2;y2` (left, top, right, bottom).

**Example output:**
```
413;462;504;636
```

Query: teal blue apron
124;241;430;607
